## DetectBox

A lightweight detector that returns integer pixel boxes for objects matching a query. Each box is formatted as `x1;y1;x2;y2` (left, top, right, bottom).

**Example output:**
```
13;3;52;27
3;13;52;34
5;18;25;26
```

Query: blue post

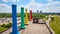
12;5;20;34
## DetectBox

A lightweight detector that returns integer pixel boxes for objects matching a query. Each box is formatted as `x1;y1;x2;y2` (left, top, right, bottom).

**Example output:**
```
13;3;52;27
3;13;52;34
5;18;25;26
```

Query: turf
50;16;60;34
0;27;7;33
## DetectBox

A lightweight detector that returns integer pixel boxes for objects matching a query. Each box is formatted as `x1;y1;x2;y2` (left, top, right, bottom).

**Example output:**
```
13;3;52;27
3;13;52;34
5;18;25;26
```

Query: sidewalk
20;21;50;34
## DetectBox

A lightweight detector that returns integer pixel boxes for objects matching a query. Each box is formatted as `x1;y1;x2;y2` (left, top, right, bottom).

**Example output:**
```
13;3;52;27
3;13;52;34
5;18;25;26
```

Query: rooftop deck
20;21;50;34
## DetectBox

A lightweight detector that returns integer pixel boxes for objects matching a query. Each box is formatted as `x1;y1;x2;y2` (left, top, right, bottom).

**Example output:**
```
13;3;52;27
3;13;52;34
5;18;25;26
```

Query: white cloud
17;0;20;2
40;1;60;13
30;0;35;2
24;0;60;13
17;5;24;13
2;0;9;2
0;4;26;13
46;0;53;2
2;0;19;2
12;0;16;2
0;0;60;13
25;1;44;13
0;4;11;13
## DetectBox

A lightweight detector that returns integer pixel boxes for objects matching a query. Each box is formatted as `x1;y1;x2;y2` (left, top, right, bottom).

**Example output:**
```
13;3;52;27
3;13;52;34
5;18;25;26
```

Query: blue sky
0;0;60;13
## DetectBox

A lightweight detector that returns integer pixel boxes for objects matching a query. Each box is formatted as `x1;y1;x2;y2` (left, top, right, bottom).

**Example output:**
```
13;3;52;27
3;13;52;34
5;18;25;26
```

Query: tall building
37;10;39;14
40;10;42;14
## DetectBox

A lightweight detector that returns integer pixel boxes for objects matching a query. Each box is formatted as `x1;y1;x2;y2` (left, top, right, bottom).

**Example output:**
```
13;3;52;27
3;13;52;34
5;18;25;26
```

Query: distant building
37;10;39;14
40;10;42;14
0;18;12;25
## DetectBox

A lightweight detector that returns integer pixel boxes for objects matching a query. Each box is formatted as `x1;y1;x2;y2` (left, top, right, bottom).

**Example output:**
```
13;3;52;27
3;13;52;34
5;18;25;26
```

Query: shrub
51;17;54;21
1;24;7;28
1;22;12;28
6;22;12;28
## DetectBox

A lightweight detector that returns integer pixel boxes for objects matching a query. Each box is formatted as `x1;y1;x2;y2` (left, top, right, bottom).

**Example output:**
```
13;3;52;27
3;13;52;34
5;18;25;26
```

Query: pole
12;5;19;34
25;9;28;25
29;10;32;21
20;7;26;29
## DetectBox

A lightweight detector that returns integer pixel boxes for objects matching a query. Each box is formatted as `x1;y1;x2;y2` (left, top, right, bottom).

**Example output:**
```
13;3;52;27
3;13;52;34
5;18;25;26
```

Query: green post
20;7;26;29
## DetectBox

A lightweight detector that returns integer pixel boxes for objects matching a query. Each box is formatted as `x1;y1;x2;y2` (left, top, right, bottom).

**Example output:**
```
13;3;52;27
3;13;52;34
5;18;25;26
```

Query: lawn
50;16;60;34
0;22;12;33
43;17;48;21
0;27;7;33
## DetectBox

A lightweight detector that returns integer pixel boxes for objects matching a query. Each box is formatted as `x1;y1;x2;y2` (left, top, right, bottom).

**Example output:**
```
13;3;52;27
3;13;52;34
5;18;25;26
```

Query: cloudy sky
0;0;60;13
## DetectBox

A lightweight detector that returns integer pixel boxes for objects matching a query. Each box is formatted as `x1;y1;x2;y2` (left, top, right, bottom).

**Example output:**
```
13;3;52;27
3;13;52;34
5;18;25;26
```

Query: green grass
0;27;7;33
32;14;46;19
50;16;60;34
0;22;12;33
43;17;48;21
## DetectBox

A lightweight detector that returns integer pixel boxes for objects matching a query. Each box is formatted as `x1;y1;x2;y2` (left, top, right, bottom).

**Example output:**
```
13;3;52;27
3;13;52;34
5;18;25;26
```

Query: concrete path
20;21;50;34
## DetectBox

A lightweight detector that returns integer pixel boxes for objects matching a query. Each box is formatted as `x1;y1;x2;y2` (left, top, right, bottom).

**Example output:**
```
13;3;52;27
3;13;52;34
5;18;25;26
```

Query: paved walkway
20;21;50;34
